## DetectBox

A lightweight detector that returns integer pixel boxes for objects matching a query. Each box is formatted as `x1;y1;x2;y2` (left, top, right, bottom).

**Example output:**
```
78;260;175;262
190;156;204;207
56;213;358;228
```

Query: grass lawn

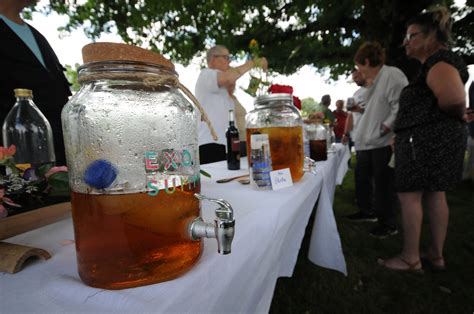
270;156;474;314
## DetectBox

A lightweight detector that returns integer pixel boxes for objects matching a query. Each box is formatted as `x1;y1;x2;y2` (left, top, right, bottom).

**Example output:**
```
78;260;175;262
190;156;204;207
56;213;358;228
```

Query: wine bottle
226;109;240;170
2;88;56;178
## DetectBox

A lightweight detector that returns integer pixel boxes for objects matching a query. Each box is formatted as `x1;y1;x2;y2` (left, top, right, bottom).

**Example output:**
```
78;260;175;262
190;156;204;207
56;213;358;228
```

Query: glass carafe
62;44;204;289
2;88;55;176
307;121;328;161
245;93;304;182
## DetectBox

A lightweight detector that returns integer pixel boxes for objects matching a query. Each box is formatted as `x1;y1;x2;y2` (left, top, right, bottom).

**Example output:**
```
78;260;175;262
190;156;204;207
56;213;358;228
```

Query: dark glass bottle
2;88;55;177
226;109;240;170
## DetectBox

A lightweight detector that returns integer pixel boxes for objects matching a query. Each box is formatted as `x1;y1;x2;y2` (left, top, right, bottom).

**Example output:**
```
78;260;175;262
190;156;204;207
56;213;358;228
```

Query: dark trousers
199;143;226;165
355;146;396;227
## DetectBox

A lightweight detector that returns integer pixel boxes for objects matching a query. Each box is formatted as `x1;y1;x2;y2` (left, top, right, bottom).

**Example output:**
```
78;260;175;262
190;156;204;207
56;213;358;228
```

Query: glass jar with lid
305;120;328;161
2;88;56;176
62;42;234;289
245;93;304;182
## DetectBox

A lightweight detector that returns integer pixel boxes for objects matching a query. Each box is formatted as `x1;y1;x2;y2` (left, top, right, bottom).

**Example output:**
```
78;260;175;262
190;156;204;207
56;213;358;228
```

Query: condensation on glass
61;46;202;289
245;93;304;182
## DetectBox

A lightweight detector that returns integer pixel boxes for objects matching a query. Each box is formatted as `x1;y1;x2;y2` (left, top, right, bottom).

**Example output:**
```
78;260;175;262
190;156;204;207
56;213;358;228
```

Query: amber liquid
71;184;202;289
246;126;304;182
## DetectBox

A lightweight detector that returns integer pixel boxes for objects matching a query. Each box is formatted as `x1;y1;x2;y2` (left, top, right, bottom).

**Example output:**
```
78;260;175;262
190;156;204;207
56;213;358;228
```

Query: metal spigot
304;156;317;175
187;193;235;254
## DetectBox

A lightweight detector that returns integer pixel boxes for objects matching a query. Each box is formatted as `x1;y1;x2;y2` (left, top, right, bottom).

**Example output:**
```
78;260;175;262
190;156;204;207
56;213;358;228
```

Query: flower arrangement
242;41;302;111
248;39;259;57
267;84;302;110
0;145;69;219
244;39;270;97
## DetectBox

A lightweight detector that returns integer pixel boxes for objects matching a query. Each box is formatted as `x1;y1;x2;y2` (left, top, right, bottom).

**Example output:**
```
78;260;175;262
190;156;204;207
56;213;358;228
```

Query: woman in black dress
378;6;468;272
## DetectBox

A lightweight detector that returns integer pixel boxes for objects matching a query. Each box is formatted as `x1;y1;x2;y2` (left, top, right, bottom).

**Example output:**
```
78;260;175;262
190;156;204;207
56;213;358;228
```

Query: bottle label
143;148;199;196
250;134;272;188
231;138;240;152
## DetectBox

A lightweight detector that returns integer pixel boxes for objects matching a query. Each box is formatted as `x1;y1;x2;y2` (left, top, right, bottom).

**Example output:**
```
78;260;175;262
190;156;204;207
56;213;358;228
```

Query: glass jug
245;93;304;182
306;121;328;161
2;88;55;177
62;43;234;289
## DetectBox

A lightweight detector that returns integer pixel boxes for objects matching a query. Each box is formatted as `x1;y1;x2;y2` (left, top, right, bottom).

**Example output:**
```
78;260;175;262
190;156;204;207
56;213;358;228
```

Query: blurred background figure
333;99;347;143
343;69;368;206
342;69;368;150
0;0;71;166
314;94;335;124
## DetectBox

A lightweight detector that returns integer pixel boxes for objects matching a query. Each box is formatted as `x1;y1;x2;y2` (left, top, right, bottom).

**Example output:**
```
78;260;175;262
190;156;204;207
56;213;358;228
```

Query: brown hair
406;5;452;47
354;41;385;67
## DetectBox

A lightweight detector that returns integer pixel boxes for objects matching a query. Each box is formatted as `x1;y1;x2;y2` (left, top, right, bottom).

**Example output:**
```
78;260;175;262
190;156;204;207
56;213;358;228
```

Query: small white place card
269;168;293;190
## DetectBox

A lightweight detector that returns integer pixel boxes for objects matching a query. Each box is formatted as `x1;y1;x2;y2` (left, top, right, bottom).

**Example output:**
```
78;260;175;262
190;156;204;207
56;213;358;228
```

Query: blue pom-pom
84;159;117;189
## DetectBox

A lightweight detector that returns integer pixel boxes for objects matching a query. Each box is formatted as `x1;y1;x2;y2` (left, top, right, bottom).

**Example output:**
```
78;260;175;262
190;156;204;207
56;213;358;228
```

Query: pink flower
45;166;68;179
0;145;16;161
0;188;22;219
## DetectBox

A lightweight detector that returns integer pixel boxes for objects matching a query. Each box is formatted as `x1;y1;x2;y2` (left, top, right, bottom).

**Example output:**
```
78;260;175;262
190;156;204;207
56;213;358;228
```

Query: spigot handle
191;193;235;255
304;156;317;175
194;193;234;221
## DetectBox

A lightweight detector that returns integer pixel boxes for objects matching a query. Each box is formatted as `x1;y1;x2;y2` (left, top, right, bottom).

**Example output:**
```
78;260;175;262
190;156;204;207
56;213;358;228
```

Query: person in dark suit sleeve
0;0;71;166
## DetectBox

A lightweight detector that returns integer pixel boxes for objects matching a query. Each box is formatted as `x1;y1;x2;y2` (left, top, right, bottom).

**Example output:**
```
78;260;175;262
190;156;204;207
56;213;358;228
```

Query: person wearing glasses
378;6;468;272
195;45;268;164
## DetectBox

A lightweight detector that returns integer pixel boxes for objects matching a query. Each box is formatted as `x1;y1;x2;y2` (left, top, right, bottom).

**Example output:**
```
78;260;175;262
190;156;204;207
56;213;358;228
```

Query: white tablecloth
308;145;351;275
0;144;350;313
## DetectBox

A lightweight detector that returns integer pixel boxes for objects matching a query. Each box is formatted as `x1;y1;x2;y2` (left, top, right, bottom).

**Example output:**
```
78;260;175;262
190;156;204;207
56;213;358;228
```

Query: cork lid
14;88;33;97
82;42;175;70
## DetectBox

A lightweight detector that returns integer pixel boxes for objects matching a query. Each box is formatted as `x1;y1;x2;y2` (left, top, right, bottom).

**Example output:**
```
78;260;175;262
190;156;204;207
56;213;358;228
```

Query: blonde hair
407;5;452;47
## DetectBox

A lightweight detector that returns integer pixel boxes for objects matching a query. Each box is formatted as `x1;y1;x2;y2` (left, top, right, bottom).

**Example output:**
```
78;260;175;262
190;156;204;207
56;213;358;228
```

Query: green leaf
0;158;20;175
41;1;474;81
37;163;53;178
47;171;70;196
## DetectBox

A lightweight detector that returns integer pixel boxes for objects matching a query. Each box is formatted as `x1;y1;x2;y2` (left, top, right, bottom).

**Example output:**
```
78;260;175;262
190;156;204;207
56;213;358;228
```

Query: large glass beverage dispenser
62;43;234;289
245;93;304;182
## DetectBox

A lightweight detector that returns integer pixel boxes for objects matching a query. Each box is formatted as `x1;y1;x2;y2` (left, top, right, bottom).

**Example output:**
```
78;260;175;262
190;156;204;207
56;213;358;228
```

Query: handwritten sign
269;168;293;190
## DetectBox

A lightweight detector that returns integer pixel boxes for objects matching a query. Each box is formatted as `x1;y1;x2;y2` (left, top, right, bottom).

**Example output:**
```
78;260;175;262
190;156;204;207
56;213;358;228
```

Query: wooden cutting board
0;202;71;240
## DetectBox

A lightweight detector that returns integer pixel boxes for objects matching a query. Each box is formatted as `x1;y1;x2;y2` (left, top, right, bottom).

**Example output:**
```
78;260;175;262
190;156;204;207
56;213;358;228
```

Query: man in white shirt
343;69;368;146
195;45;267;164
343;69;371;219
349;41;408;238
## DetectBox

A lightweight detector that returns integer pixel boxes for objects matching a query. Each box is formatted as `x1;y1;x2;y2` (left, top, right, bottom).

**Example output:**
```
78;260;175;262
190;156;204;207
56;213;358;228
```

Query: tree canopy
41;0;473;79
